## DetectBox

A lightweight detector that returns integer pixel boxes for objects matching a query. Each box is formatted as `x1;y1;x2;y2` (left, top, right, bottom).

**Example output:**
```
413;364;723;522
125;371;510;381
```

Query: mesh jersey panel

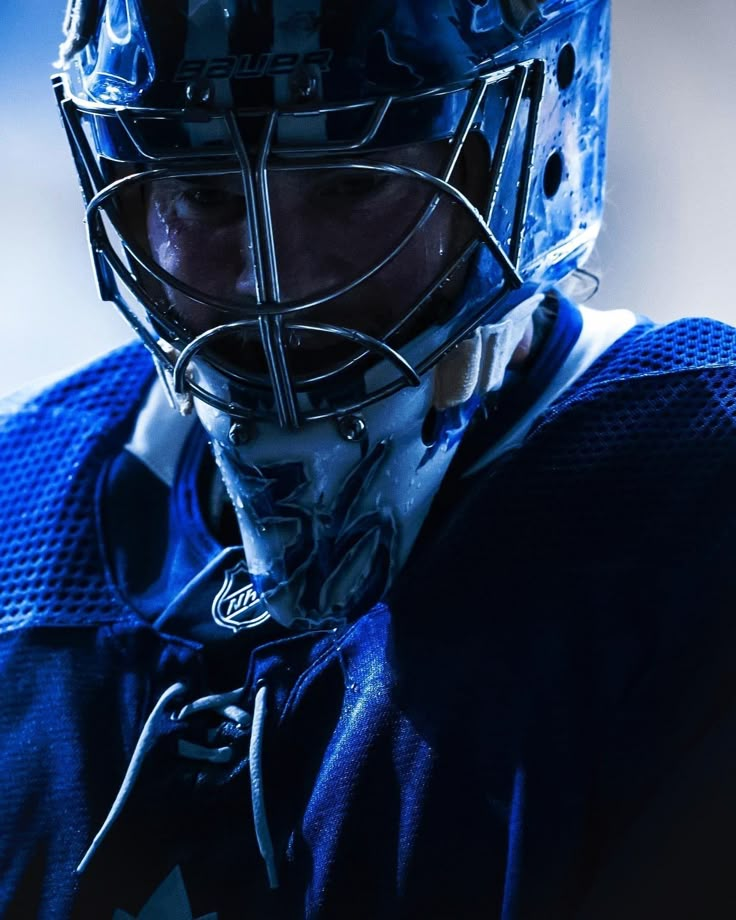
0;345;154;631
415;316;736;620
570;315;736;386
521;317;736;553
389;316;736;916
395;314;736;756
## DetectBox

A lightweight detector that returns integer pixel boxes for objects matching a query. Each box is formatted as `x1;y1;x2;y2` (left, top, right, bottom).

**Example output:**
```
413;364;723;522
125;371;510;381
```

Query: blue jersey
1;301;736;918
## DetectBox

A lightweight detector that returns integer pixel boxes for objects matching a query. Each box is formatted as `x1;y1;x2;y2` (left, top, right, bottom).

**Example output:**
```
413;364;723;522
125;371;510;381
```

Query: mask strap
432;293;544;409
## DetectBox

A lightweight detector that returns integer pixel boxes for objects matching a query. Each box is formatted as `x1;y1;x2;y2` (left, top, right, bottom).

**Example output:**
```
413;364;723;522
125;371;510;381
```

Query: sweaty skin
141;139;488;355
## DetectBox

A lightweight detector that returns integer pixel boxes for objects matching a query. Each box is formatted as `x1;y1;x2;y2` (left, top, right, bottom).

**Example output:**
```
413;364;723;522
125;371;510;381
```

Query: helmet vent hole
556;44;576;90
543;151;564;198
421;408;439;447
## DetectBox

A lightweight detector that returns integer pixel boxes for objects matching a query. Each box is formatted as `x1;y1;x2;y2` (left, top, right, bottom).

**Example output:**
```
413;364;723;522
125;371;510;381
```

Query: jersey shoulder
0;343;155;632
572;314;736;391
0;342;153;419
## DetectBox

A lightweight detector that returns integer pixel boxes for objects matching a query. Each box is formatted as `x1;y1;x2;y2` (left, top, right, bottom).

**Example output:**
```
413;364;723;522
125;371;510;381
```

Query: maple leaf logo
112;865;217;920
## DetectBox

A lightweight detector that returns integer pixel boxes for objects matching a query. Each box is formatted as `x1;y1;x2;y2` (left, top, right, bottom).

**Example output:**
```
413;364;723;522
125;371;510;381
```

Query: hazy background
1;1;734;395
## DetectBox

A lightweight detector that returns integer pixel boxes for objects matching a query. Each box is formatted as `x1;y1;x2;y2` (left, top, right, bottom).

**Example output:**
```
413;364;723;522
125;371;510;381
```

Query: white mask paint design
193;296;539;629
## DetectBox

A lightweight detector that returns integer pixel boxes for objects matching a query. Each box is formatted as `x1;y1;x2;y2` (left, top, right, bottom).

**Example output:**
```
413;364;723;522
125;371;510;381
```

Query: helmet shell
58;0;610;421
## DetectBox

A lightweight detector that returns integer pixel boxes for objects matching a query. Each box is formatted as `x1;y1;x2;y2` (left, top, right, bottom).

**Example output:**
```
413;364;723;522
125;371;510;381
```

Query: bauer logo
212;561;270;632
175;49;333;82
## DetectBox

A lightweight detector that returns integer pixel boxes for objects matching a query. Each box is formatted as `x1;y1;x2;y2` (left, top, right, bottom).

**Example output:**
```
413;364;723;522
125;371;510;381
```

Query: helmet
55;0;610;627
56;0;609;425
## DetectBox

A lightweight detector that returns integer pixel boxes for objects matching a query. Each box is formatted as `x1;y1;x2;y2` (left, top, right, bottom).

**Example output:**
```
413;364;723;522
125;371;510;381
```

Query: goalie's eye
147;177;246;225
314;171;390;202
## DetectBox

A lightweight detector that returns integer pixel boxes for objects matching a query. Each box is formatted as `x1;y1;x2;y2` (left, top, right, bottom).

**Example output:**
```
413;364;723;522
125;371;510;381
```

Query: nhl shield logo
211;561;270;632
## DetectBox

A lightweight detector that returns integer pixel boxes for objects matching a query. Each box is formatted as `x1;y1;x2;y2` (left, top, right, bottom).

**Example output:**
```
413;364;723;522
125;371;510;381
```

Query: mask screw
228;421;254;446
185;79;213;106
289;63;320;103
337;414;367;443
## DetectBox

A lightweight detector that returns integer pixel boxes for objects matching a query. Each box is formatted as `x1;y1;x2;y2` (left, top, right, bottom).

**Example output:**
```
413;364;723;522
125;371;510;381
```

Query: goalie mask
56;0;610;628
